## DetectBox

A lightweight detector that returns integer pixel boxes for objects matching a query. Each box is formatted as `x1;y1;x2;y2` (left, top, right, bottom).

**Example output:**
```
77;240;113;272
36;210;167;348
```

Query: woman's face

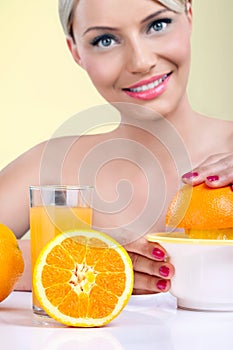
69;0;192;116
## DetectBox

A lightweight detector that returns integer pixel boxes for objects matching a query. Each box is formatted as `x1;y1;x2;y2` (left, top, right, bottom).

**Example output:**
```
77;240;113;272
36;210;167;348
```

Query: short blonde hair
158;0;191;12
59;0;192;38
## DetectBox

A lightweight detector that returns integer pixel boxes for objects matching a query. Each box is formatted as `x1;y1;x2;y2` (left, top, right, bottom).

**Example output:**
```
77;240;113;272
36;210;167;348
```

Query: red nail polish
157;279;167;291
182;171;199;179
206;175;219;182
152;248;165;260
159;266;170;277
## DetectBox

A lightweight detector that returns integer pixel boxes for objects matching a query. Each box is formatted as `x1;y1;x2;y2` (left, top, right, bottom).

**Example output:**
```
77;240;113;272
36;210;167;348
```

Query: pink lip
123;72;172;101
125;74;168;90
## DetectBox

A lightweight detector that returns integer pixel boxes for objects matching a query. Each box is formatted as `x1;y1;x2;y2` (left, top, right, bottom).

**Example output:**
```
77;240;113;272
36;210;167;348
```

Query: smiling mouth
123;72;172;93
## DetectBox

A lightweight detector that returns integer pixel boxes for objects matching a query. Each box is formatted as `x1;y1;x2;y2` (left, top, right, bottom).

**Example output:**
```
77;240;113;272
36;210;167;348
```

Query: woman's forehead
59;0;185;36
72;0;169;30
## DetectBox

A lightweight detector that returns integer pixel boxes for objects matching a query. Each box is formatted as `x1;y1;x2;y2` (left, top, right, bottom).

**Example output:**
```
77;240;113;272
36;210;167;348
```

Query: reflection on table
1;292;233;349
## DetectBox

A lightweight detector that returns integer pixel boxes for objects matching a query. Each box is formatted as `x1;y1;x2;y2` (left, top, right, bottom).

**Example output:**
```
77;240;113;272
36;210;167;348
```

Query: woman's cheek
166;29;191;67
85;54;122;91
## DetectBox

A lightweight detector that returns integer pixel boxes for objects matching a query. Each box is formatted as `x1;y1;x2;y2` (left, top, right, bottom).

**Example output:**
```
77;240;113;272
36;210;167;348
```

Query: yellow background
0;0;232;170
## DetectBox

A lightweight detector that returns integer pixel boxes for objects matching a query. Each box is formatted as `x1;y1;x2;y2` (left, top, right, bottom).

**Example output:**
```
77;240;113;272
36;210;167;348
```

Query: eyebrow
141;9;173;24
82;9;173;36
83;26;118;36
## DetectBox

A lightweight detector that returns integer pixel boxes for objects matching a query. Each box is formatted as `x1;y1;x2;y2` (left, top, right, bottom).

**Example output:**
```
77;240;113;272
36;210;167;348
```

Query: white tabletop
1;291;233;349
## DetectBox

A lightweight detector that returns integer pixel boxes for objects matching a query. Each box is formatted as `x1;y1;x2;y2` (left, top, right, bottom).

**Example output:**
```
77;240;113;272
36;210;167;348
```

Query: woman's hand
124;236;175;294
182;153;233;189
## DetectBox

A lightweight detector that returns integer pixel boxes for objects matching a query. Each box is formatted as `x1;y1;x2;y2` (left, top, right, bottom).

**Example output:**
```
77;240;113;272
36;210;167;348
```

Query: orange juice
30;205;92;310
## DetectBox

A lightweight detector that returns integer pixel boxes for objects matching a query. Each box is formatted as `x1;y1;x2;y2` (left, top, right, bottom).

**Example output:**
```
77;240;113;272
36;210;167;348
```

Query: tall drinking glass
29;185;93;317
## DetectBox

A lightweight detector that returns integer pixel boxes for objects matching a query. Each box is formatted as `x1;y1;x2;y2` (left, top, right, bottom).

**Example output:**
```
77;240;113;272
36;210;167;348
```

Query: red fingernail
206;175;219;182
157;279;168;291
159;266;170;277
152;248;165;260
182;172;199;179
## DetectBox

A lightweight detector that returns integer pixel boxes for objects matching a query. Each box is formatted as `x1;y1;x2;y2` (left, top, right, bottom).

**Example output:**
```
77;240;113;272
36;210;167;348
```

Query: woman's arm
0;143;47;291
0;142;45;238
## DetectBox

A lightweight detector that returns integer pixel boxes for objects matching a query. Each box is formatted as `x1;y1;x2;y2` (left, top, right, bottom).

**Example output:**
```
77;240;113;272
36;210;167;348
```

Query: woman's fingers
182;153;233;188
128;252;173;279
125;236;166;261
192;153;232;168
129;253;173;293
133;271;171;293
204;166;233;187
124;237;175;294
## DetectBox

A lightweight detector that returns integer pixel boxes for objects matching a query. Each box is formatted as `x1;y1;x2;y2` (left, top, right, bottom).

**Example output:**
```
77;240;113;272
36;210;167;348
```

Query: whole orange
0;223;24;302
166;183;233;239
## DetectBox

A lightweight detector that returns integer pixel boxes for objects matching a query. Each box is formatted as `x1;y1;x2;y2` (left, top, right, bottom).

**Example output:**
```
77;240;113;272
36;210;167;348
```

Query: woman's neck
117;94;228;169
119;93;197;139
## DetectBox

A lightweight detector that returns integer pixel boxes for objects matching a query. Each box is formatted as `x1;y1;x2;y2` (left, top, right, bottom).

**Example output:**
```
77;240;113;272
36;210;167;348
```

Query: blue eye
90;34;117;48
148;18;172;33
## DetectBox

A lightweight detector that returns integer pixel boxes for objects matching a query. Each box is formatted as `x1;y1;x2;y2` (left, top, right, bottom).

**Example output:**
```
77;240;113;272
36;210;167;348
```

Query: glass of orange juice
29;185;93;317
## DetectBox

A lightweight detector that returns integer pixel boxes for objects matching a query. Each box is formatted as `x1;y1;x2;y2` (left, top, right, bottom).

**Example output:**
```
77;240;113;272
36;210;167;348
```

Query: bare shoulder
0;141;46;181
208;116;233;132
1;131;117;182
0;140;48;236
214;117;233;148
200;115;233;150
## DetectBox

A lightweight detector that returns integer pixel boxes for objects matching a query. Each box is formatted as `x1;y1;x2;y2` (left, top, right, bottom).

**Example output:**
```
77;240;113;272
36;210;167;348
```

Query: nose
125;38;157;74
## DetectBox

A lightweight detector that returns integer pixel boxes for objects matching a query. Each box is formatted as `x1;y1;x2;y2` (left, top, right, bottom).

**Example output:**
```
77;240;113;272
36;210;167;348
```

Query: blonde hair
158;0;192;12
59;0;192;38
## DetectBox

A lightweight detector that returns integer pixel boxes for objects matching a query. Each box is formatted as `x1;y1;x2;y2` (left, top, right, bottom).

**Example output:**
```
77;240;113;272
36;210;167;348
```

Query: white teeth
129;77;164;93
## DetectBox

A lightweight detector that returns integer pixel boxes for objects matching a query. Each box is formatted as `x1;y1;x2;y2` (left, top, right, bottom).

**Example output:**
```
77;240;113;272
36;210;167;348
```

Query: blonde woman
1;0;232;293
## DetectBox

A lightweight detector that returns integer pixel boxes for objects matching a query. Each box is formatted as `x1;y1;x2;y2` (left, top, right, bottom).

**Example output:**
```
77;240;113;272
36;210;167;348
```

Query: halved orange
166;183;233;239
33;229;134;327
